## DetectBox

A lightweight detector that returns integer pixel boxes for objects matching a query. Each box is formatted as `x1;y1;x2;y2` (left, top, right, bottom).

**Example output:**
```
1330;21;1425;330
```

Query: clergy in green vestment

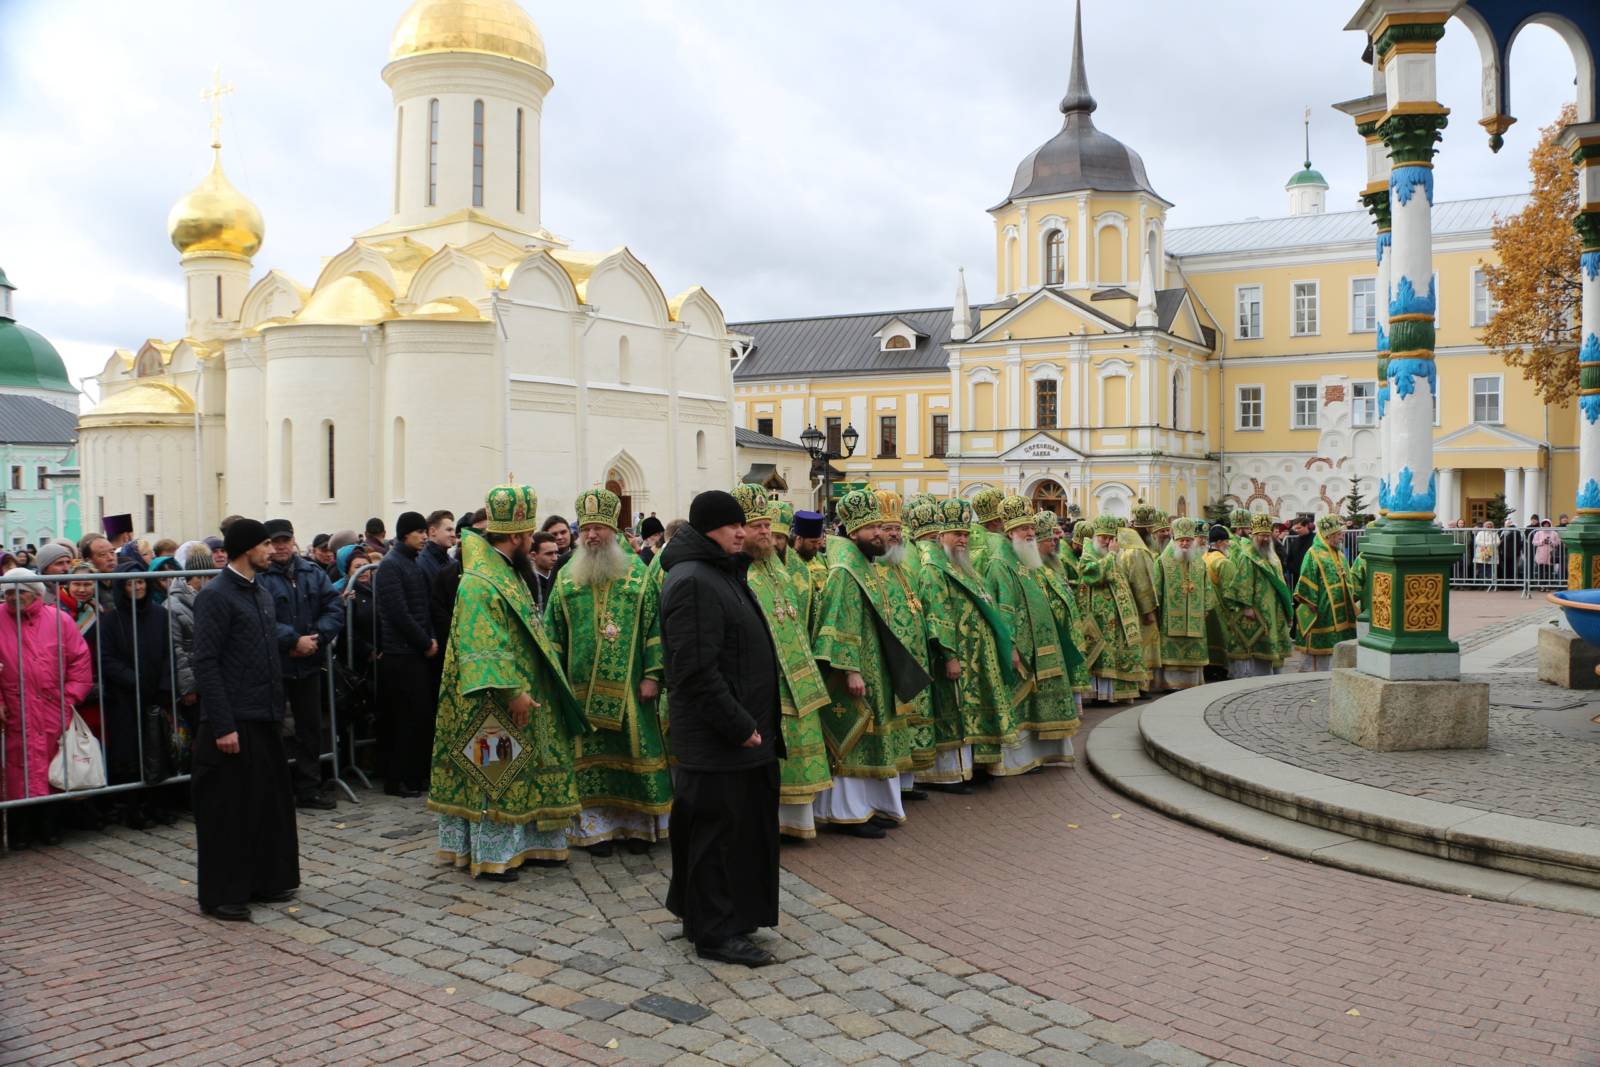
1155;517;1212;690
732;487;832;840
1292;514;1359;670
1080;515;1147;703
874;489;936;784
767;500;816;628
1224;514;1294;677
1122;504;1164;694
809;489;930;837
430;482;589;879
981;496;1080;773
914;497;1022;788
545;488;670;855
1229;508;1253;554
968;486;1007;569
1034;511;1093;697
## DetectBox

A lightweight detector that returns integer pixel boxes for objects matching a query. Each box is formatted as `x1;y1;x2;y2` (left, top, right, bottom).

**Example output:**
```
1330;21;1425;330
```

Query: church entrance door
606;477;634;531
1031;478;1067;516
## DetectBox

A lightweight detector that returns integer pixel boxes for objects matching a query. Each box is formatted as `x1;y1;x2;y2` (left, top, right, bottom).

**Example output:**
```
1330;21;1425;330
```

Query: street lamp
800;422;858;517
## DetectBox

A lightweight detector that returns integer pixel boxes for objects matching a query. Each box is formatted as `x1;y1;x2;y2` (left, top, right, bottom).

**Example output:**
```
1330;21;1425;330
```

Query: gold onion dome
167;149;264;259
390;0;546;69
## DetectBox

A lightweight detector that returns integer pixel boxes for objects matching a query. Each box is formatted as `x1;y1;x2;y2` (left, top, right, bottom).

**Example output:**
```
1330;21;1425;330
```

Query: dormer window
884;335;911;350
873;316;926;353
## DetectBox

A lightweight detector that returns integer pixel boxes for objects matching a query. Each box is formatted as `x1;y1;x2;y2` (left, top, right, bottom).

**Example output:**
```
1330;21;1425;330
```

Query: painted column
1436;467;1453;526
1523;466;1543;524
1355;6;1461;679
1503;467;1522;515
1561;123;1600;588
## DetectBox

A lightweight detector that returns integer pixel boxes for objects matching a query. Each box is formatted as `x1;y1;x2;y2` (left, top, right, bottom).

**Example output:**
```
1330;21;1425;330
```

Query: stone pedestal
1537;624;1600;690
1332;640;1358;669
1328;668;1488;751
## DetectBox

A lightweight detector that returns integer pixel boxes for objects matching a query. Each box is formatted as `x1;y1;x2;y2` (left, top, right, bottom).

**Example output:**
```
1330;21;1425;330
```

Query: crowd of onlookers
0;504;673;852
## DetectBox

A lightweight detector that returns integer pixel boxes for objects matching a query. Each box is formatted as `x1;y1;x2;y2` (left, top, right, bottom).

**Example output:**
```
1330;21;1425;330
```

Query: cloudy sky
0;1;1580;399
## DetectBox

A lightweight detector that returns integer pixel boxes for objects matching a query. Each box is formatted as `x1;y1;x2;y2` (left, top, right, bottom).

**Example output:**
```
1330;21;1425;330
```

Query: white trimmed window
1292;281;1320;336
1236;385;1263;430
1235;285;1262;339
1471;268;1497;327
1292;383;1319;429
1352;380;1377;427
1471;376;1502;424
1351;277;1377;333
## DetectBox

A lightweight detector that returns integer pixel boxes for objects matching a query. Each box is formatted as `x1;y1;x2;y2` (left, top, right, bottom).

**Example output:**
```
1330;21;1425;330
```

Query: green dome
0;319;74;394
1286;164;1327;189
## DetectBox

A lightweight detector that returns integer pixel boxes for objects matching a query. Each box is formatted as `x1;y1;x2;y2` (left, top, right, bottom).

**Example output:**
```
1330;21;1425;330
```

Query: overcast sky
0;1;1580;398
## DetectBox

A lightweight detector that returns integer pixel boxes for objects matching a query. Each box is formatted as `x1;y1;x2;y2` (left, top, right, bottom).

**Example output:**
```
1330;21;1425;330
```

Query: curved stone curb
1086;686;1600;920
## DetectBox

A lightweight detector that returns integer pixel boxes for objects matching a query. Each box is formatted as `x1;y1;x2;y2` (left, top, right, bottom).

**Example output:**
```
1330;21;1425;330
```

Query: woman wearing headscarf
99;560;174;828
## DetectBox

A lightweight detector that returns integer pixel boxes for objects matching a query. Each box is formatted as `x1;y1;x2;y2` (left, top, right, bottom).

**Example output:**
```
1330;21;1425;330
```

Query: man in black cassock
659;490;783;968
190;518;300;921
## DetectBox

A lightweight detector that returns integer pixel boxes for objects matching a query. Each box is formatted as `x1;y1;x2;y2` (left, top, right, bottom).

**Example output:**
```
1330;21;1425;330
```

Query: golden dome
167;150;264;259
390;0;546;69
80;381;197;428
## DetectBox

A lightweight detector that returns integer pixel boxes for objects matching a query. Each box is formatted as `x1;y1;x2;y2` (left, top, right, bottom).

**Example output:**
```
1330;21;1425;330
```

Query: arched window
884;335;911;350
215;276;223;318
1175;495;1188;518
515;107;525;213
426;99;439;207
618;335;631;384
280;418;293;501
1171;368;1185;430
1031;479;1067;515
471;99;485;207
1043;229;1065;287
695;430;707;469
322;420;336;500
394;106;404;212
393;416;407;500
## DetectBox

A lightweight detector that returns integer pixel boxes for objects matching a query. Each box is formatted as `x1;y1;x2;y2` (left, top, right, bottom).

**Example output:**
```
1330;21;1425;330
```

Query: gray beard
1011;539;1043;570
568;539;630;587
1175;544;1199;563
944;543;975;578
879;542;908;567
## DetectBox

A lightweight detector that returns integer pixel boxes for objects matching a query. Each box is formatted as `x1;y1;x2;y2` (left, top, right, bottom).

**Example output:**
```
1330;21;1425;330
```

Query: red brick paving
783;701;1600;1067
1447;589;1550;640
0;849;618;1067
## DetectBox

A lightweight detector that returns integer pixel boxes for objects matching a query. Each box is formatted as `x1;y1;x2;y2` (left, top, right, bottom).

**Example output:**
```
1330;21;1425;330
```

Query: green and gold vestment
1116;530;1162;685
747;554;832;807
1078;542;1146;701
1224;543;1294;668
1293;534;1358;654
1157;546;1211;675
878;554;936;770
983;539;1079;746
1033;558;1092;695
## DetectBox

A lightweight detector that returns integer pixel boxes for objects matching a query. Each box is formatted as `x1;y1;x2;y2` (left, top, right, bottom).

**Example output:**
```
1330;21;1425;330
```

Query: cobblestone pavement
1204;662;1600;827
1446;591;1554;648
1;796;1229;1067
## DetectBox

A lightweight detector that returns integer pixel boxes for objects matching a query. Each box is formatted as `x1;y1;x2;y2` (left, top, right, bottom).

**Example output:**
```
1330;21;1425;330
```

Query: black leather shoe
901;787;929;802
868;814;900;829
296;793;337;810
384;784;422;799
202;903;253;922
624;838;652;855
696;935;774;968
585;841;615;858
832;821;886;839
926;782;975;795
252;889;297;903
476;869;519;882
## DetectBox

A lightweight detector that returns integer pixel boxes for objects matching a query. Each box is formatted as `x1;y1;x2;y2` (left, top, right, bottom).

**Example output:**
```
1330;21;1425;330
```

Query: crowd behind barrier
1339;523;1570;595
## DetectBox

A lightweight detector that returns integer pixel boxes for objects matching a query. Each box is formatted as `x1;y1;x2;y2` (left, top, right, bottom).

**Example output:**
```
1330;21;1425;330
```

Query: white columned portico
1436;467;1454;526
1523;466;1543;523
1504;467;1522;516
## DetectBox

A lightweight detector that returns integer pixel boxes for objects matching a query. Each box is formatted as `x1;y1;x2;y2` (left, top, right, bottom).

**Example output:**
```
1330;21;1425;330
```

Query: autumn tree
1483;103;1581;405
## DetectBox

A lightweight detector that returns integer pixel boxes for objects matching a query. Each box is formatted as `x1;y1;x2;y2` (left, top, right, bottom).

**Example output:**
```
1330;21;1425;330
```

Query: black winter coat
658;525;782;773
99;565;173;781
191;565;284;736
376;543;433;656
260;555;343;678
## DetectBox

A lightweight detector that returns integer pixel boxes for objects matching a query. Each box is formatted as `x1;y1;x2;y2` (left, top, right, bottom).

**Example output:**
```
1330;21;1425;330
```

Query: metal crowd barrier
0;567;357;852
1341;524;1569;597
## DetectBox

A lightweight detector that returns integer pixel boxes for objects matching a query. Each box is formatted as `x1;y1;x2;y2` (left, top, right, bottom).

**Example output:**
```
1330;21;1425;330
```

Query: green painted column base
1560;516;1600;590
1357;520;1461;658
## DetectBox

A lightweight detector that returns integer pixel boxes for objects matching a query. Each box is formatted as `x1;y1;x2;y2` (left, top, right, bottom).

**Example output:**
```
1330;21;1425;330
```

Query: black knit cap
639;516;664;539
1208;524;1231;544
689;490;745;535
396;511;428;539
224;518;270;559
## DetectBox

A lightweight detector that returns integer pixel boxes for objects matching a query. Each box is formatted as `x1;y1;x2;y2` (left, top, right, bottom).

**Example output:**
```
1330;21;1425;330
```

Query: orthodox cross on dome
201;66;234;150
1060;0;1097;117
1303;105;1312;169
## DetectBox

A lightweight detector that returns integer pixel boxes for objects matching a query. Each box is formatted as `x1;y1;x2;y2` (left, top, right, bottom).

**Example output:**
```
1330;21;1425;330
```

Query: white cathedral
80;0;737;538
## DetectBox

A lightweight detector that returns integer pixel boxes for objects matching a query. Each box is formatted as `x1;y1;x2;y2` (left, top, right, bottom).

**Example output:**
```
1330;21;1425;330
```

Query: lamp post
800;422;858;519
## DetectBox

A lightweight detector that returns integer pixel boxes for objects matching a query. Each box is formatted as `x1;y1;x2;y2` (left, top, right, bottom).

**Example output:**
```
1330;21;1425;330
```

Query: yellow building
733;9;1571;525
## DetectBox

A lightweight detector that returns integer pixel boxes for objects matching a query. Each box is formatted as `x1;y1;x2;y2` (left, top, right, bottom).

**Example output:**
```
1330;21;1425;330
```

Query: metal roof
0;394;77;444
732;306;965;382
735;425;808;452
1164;194;1528;257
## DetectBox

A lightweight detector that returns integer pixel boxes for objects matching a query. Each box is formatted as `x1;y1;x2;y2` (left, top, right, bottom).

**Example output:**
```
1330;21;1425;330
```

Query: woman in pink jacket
0;569;94;846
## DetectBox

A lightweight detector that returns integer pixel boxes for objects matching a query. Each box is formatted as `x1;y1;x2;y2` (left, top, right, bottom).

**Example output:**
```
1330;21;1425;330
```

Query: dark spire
1059;0;1098;118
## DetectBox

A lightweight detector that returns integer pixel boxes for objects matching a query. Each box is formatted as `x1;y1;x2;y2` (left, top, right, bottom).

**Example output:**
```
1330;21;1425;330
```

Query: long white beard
880;542;908;567
1012;539;1043;570
944;543;974;578
568;538;630;587
1175;543;1199;564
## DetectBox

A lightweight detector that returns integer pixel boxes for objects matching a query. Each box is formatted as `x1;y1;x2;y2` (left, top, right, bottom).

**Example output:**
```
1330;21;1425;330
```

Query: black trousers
666;762;780;946
284;673;325;797
380;653;433;790
192;720;299;910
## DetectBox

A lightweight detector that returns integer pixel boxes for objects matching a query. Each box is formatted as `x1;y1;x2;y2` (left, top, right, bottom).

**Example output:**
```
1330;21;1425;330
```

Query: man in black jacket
190;518;298;922
660;490;782;968
260;519;345;809
376;511;438;796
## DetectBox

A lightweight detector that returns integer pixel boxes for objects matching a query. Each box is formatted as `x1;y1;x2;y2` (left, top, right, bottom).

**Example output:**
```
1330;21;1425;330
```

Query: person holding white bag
0;568;94;847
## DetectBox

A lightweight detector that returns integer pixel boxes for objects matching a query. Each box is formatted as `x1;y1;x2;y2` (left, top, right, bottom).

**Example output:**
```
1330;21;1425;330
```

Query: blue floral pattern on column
1388;467;1436;514
1376;231;1391;264
1379;477;1391;510
1388;358;1436;399
1582;251;1600;282
1377;383;1390;420
1390;165;1434;207
1376;321;1388;353
1579;479;1600;511
1583;333;1600;424
1388;274;1437;319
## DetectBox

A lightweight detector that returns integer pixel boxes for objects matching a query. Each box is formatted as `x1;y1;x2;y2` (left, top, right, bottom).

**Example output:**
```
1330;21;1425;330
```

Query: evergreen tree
1203;499;1232;527
1343;478;1372;527
1485;492;1514;527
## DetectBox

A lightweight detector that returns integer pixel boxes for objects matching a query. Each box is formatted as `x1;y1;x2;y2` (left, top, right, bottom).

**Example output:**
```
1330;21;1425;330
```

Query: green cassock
1293;534;1359;654
1156;545;1212;676
1117;533;1163;685
746;555;832;806
983;538;1079;742
428;534;588;834
1223;543;1294;668
916;542;1021;769
1032;558;1092;696
544;551;671;819
1204;549;1237;666
1078;542;1147;701
878;551;936;770
810;536;927;779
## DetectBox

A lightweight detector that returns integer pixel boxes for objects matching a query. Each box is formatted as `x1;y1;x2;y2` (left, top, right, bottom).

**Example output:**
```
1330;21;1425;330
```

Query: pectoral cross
202;66;234;148
602;616;620;641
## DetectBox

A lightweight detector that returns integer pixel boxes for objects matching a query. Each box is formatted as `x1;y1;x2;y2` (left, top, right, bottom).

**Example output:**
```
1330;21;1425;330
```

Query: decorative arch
1170;366;1188;430
407;246;495;306
1093;212;1128;287
312;241;401;296
503;250;582;311
667;286;727;337
600;448;647;498
966;365;1000;433
1094;481;1134;518
1096;358;1133;427
584;248;672;328
1455;4;1598;140
239;270;307;328
1002;225;1019;295
1038;215;1068;287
